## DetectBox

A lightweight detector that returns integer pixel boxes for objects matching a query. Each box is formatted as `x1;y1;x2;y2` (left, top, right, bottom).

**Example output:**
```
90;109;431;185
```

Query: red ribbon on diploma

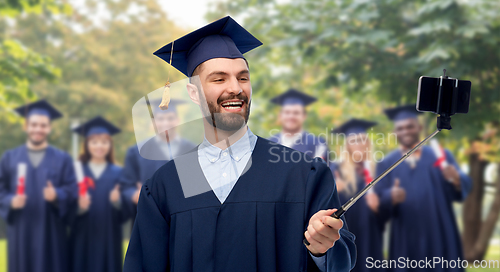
362;160;373;186
430;139;448;170
16;176;25;195
363;168;372;185
78;176;95;196
433;155;447;169
16;163;27;195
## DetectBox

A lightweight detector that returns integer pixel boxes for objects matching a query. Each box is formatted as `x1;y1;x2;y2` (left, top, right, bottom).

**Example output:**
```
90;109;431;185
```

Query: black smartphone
417;76;471;116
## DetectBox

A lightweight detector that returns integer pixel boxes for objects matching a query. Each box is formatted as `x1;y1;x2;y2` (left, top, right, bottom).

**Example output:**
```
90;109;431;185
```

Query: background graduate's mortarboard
270;89;317;107
14;100;63;120
384;104;424;122
153;16;263;77
332;118;377;135
73;116;121;137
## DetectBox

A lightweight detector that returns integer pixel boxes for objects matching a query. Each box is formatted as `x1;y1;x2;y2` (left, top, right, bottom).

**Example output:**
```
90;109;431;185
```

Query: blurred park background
1;0;500;271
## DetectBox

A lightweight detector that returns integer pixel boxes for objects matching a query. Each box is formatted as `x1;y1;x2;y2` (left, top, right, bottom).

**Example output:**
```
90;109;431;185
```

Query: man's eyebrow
237;69;250;76
206;71;229;78
205;69;249;78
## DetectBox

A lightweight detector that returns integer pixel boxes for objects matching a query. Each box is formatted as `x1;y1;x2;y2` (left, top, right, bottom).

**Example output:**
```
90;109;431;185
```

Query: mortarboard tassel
159;82;171;110
159;41;174;110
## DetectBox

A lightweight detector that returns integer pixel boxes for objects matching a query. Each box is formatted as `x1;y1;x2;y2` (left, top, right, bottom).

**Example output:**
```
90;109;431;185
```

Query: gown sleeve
54;153;78;218
123;177;170;272
444;149;472;201
0;151;14;223
305;158;356;272
119;147;141;216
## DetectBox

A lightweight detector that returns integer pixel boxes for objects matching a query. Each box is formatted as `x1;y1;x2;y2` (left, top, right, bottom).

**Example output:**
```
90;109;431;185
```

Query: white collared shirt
197;128;257;203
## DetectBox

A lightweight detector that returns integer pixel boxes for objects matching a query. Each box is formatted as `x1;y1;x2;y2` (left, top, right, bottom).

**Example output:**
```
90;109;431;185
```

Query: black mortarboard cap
153;16;263;77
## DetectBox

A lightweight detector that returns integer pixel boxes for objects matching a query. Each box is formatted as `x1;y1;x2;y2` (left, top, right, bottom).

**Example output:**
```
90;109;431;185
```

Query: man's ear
23;120;28;132
186;83;201;106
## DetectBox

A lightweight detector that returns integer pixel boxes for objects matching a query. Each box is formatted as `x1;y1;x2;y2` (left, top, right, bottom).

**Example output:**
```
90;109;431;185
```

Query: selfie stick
304;69;461;246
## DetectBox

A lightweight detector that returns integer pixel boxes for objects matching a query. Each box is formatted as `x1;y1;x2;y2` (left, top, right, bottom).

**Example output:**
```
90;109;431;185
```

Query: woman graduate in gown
69;116;127;272
330;119;386;272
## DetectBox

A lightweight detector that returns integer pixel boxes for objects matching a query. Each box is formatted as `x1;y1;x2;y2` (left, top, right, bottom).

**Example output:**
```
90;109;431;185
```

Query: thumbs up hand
78;193;91;211
365;191;380;213
11;194;27;209
43;181;57;202
391;178;406;205
334;170;346;193
109;184;121;204
132;182;141;205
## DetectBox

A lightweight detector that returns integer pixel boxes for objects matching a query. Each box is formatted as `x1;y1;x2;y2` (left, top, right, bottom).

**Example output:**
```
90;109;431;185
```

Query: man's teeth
221;101;243;109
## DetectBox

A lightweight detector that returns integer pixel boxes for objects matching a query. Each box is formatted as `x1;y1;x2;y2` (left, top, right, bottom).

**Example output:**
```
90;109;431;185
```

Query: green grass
0;239;129;272
0;239;5;272
123;239;129;260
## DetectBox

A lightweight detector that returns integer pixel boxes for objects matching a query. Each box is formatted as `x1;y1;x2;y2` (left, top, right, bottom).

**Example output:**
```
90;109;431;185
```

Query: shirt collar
200;128;257;163
280;130;303;146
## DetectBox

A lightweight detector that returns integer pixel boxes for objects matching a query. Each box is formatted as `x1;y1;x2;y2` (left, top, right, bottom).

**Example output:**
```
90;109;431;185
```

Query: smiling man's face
189;58;252;131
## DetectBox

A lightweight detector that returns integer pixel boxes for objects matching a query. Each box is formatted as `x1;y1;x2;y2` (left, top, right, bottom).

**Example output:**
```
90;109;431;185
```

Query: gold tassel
159;41;175;110
159;81;171;110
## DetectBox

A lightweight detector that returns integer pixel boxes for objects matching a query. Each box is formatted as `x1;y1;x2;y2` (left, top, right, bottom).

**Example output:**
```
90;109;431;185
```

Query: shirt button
211;158;216;162
235;156;239;160
222;173;227;177
223;152;228;156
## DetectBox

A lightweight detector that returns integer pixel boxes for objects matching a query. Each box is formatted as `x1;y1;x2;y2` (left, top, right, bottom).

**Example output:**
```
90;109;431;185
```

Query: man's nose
227;77;242;95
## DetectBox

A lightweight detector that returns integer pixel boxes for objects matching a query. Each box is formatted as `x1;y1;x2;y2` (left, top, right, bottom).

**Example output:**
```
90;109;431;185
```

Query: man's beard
200;92;251;132
400;135;420;149
28;134;47;147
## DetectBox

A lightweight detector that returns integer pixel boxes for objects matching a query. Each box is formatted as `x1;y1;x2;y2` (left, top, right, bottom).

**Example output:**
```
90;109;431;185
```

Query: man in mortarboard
123;16;355;272
119;98;195;226
268;89;329;161
374;104;472;271
0;100;78;272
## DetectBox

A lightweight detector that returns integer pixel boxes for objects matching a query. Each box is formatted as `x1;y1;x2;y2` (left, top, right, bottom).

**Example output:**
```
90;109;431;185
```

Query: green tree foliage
209;0;500;142
3;0;187;160
0;0;67;126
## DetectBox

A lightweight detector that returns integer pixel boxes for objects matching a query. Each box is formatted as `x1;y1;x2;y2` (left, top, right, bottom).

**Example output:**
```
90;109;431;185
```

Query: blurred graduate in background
330;119;386;272
119;99;195;227
68;116;127;272
268;89;329;161
0;100;77;272
375;105;472;271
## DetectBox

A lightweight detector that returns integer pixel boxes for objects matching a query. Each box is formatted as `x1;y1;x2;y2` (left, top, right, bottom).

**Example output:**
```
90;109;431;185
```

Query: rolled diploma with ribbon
74;161;87;196
16;163;27;195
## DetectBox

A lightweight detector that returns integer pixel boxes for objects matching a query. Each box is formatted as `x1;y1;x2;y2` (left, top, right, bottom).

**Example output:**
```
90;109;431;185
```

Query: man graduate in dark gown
375;105;472;271
68;116;127;272
330;119;386;272
268;89;329;161
119;99;195;226
123;16;356;272
0;100;77;272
